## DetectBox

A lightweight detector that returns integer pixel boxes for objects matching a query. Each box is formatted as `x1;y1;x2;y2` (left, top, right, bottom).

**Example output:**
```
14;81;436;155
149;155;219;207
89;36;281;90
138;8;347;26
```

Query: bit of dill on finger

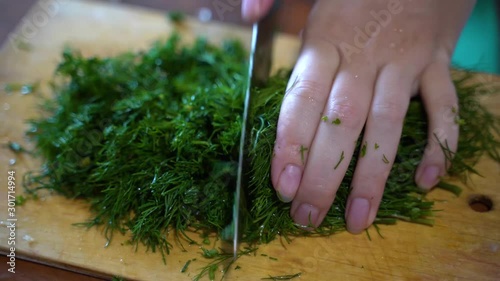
15;195;27;206
360;142;368;157
436;181;462;197
382;154;389;164
334;151;345;170
193;247;258;281
261;272;302;280
299;145;308;165
321;115;328;122
332;118;341;125
374;143;380;150
201;248;219;259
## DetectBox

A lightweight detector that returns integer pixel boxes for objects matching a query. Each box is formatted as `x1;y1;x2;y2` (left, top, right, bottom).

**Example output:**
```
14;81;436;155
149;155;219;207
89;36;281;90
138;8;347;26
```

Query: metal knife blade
232;6;278;258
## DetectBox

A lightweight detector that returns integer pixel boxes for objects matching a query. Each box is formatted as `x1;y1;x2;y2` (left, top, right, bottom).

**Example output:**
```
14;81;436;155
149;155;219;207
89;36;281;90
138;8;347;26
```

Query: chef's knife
232;3;279;258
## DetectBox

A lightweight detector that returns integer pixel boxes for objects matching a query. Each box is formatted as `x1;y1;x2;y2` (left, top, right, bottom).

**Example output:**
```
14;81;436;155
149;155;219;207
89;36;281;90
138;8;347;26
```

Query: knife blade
232;5;278;258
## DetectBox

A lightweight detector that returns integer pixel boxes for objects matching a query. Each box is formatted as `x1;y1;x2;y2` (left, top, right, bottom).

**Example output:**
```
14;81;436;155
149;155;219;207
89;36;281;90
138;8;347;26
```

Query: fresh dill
181;259;192;273
15;195;27;206
321;115;328;122
334;151;345;170
360;142;368;157
374;143;379;150
201;248;220;259
332;118;341;125
382;154;389;164
262;272;302;280
299;145;308;165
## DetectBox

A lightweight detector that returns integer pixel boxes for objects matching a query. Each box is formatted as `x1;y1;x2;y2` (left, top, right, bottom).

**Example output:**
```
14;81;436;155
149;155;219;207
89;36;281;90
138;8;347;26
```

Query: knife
231;3;279;258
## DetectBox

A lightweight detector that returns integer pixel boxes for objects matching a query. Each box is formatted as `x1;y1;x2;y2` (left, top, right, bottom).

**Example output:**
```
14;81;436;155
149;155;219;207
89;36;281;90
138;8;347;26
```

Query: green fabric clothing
453;0;499;74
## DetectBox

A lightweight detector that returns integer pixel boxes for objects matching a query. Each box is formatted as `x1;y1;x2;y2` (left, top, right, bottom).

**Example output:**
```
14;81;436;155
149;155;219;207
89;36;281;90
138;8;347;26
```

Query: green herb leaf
334;151;344;170
382;154;389;164
360;142;367;157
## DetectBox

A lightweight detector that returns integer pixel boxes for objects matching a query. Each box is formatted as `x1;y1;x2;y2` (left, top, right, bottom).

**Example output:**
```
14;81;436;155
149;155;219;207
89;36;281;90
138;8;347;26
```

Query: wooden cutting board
0;0;499;280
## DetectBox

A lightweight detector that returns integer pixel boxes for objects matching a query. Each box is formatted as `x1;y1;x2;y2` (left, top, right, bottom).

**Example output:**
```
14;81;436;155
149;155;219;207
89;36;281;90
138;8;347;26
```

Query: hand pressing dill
243;0;478;234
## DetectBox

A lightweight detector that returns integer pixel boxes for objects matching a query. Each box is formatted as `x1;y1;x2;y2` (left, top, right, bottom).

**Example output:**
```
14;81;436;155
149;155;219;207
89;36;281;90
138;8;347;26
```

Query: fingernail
419;165;440;190
277;164;302;202
346;198;370;234
293;203;319;227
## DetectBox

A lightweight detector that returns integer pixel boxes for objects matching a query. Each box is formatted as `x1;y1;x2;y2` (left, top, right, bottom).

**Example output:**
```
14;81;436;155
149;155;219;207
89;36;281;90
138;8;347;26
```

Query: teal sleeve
452;0;499;74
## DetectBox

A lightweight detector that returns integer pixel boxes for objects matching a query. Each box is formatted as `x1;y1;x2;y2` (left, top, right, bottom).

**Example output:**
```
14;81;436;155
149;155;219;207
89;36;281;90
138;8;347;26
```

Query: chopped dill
262;272;302;280
269;256;278;261
455;117;466;125
193;247;258;281
360;142;367;157
334;151;345;170
321;115;328;122
208;265;216;281
382;154;389;164
202;237;211;245
332;118;341;125
235;265;241;270
201;248;219;259
22;33;500;277
181;259;192;273
299;145;308;165
374;143;380;150
15;195;27;206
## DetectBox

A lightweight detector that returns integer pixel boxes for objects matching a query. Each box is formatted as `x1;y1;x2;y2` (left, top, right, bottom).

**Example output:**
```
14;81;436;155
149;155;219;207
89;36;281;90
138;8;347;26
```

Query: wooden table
0;1;499;280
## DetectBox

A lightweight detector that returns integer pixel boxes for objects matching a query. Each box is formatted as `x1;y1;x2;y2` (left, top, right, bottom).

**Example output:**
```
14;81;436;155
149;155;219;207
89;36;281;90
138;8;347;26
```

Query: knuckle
286;79;330;101
326;99;364;130
371;101;407;123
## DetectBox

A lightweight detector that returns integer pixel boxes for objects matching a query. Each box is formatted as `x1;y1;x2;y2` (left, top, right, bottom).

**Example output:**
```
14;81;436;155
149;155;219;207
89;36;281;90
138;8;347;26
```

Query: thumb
242;0;275;22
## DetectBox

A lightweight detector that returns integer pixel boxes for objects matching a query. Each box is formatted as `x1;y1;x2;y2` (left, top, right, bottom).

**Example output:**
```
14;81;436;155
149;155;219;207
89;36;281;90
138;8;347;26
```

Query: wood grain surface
0;1;499;280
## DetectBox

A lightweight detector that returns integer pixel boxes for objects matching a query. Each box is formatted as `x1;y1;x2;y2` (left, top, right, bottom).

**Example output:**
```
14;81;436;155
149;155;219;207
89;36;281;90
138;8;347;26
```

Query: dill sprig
23;34;499;269
193;247;257;281
262;272;302;280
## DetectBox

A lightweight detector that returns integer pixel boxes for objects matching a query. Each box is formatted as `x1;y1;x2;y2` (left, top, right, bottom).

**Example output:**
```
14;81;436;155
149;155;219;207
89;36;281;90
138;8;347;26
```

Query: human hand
242;0;475;233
